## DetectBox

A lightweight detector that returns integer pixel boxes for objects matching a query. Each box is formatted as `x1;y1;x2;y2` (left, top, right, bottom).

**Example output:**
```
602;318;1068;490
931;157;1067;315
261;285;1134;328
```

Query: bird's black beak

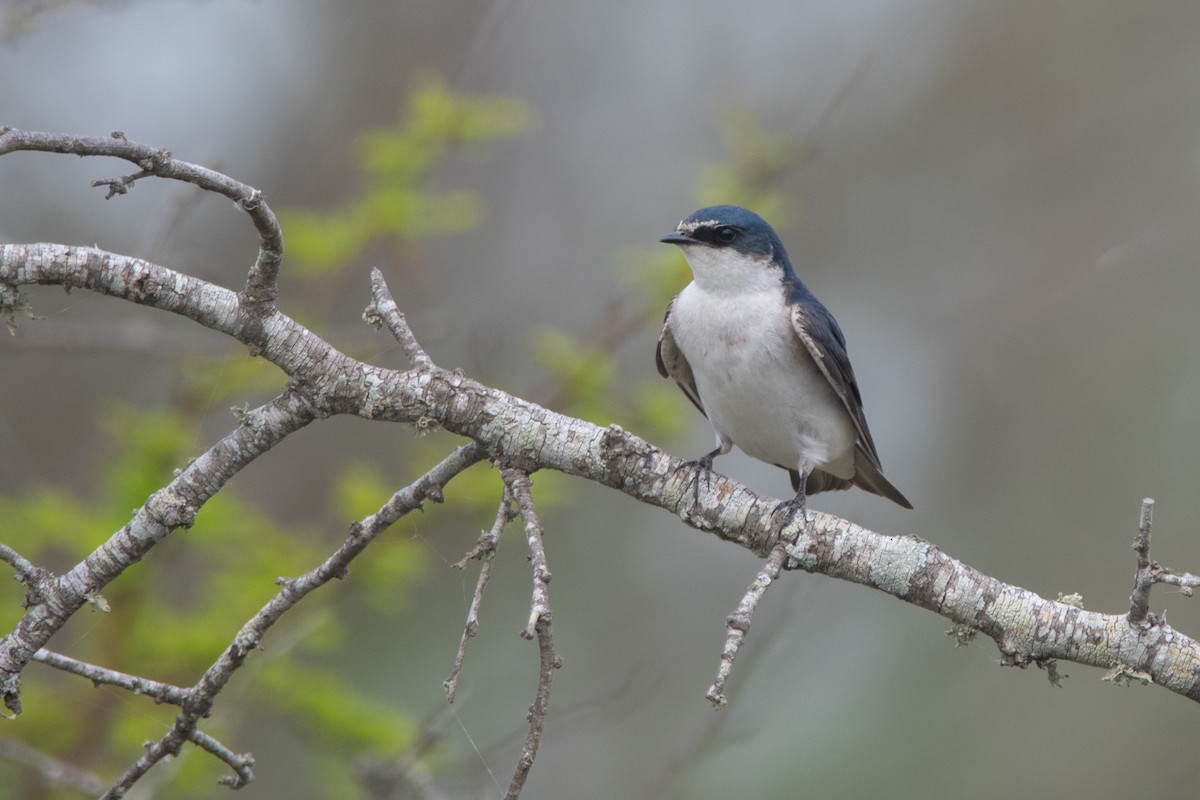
659;232;697;245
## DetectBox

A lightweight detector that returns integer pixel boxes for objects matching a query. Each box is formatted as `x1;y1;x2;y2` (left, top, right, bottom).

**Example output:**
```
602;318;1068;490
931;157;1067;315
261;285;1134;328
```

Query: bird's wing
656;297;706;415
789;301;883;466
791;301;912;508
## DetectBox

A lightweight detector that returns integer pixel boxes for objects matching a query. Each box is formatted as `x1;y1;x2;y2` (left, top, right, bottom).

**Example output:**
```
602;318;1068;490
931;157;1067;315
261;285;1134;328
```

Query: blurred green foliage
279;76;532;276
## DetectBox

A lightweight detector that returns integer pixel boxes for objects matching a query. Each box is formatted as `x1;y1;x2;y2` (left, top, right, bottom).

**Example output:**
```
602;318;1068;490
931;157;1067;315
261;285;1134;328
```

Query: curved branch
0;128;283;306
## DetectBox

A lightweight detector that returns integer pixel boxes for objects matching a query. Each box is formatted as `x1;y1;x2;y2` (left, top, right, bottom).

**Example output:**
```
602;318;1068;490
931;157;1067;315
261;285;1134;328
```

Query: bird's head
660;205;797;294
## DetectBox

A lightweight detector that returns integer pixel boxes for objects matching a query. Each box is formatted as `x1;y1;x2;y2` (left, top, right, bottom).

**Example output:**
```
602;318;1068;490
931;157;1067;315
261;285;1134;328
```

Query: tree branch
1130;497;1157;624
706;540;790;705
444;485;515;703
368;266;434;371
32;650;190;705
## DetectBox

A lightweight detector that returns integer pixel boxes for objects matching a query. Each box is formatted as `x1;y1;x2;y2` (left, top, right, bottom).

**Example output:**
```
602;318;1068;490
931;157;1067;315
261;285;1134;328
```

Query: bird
656;204;911;527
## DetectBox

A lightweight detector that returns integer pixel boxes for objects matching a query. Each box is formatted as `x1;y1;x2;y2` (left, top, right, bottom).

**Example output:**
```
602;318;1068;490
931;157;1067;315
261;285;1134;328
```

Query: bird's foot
772;496;810;541
675;454;715;506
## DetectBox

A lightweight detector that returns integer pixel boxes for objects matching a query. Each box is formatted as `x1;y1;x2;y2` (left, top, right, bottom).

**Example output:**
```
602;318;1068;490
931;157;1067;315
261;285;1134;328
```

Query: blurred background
2;1;1200;798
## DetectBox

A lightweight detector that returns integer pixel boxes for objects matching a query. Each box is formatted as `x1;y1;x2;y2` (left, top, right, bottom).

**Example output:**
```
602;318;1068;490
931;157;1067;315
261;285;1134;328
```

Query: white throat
677;245;783;296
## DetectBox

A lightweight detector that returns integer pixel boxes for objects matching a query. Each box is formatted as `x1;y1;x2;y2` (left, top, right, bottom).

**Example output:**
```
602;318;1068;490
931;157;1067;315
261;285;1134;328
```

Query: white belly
671;283;856;478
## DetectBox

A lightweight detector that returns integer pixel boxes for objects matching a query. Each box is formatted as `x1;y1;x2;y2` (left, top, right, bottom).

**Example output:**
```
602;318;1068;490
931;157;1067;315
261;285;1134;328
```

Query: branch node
239;188;264;212
945;625;978;647
1102;663;1152;687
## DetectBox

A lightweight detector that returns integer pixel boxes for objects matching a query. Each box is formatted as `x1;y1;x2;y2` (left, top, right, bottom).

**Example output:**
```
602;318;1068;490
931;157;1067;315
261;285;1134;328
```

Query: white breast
670;281;856;478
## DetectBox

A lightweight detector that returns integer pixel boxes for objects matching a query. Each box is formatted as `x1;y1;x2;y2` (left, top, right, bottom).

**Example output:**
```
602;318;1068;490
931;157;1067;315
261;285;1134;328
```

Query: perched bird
656;205;911;523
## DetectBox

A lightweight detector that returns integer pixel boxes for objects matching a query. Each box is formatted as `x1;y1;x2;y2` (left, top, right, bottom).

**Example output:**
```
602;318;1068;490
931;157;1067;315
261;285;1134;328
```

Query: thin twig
498;468;560;800
0;545;52;609
32;650;189;705
0;545;38;581
188;728;255;788
1152;569;1200;595
1129;498;1156;624
445;487;515;703
706;540;790;705
367;267;434;370
502;470;552;641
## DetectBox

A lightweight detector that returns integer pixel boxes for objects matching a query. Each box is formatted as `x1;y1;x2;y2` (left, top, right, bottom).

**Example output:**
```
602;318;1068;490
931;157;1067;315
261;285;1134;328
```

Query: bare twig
502;470;552;642
189;728;255;789
0;545;52;609
1129;498;1157;624
1152;569;1200;594
32;650;189;705
367;267;434;371
510;611;558;800
0;545;38;582
445;486;515;703
498;468;560;800
707;540;790;705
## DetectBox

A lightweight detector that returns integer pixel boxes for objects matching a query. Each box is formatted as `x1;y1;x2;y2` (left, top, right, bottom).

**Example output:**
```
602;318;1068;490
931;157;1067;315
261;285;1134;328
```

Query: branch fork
1128;498;1200;626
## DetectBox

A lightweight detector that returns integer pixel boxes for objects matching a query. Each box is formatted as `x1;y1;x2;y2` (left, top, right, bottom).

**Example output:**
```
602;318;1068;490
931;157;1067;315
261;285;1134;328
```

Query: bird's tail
849;445;913;509
789;449;913;510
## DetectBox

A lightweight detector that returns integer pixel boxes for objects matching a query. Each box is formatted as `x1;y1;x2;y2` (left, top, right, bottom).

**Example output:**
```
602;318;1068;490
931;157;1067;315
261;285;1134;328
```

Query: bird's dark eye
715;226;737;243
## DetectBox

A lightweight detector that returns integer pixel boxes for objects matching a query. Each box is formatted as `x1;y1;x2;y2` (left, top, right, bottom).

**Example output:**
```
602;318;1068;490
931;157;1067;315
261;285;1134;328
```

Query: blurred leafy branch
1;75;813;796
279;75;532;276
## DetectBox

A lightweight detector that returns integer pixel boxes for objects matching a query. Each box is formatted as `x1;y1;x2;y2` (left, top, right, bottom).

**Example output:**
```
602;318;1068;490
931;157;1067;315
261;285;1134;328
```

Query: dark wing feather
656;297;705;415
790;302;880;462
791;301;913;508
